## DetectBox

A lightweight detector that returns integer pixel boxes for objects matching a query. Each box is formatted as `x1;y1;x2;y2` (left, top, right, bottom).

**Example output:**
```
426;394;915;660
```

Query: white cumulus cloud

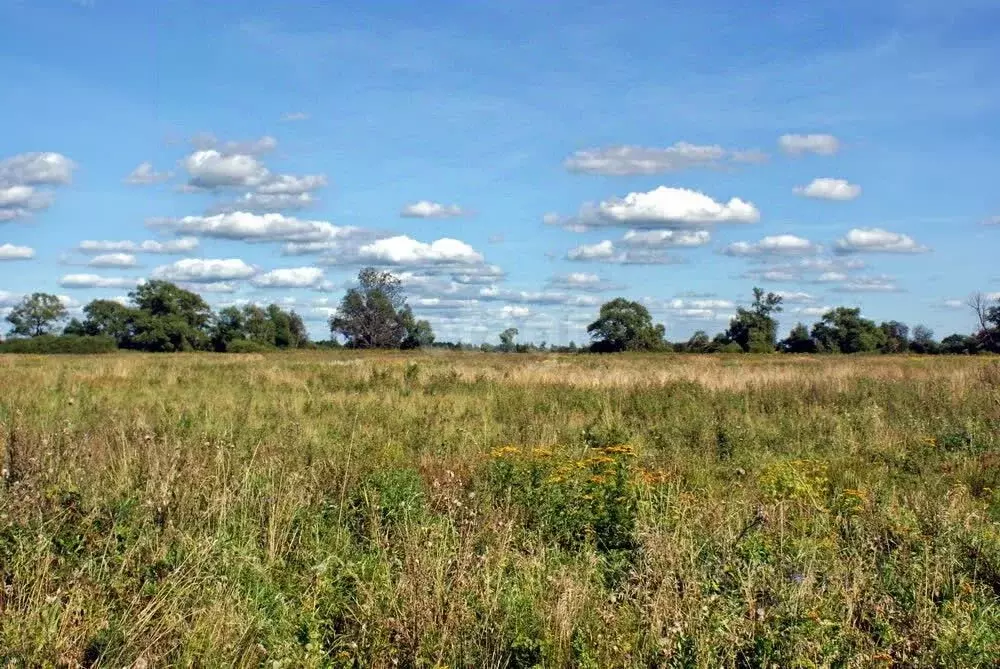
835;228;929;254
564;143;727;175
191;134;277;155
59;274;144;289
150;212;360;243
566;239;682;265
567;240;615;261
555;186;759;230
182;150;270;189
255;174;327;195
251;267;325;288
400;201;467;219
794;178;861;201
0;152;76;186
546;273;620;292
358;236;484;266
779;134;840;156
501;305;531;319
774;291;817;304
151;258;256;282
621;229;711;248
0;152;76;221
88;253;138;268
723;234;820;257
78;238;199;254
0;243;35;260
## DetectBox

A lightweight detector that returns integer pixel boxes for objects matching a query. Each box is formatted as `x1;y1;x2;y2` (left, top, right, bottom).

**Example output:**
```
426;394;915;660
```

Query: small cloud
151;258;257;282
566;239;683;265
546;272;622;292
358;236;484;266
0;243;35;260
88;253;138;268
794;178;861;201
280;112;310;122
59;274;144;289
78;238;199;254
730;149;769;164
210;192;317;213
400;201;467;219
125;162;172;185
150;212;359;243
775;291;817;304
190;134;277;155
621;229;710;248
501;305;531;319
564;143;725;175
779;134;840;156
251;266;325;288
835;228;929;254
0;152;76;221
722;234;820;257
832;275;902;293
564;143;769;175
552;186;759;231
790;306;831;317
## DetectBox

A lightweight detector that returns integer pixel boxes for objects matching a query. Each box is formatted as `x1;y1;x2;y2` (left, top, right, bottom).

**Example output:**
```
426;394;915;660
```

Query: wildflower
490;446;521;458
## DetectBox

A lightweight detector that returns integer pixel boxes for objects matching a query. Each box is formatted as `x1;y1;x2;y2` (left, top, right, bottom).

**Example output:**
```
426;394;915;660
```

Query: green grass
1;352;999;667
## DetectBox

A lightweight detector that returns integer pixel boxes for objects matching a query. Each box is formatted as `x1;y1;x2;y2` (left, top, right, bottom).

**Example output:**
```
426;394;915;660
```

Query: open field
2;352;1000;667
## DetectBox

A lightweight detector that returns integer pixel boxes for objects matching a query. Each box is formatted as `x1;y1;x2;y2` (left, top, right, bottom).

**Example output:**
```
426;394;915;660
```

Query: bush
225;339;276;353
0;335;117;354
488;445;639;553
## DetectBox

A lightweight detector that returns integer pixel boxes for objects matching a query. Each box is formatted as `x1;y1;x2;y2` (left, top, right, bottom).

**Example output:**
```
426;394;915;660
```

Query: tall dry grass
1;351;999;666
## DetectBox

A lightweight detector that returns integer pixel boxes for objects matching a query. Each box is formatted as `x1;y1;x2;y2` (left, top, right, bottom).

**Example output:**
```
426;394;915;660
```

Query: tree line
3;268;999;355
4;281;310;353
583;289;1000;355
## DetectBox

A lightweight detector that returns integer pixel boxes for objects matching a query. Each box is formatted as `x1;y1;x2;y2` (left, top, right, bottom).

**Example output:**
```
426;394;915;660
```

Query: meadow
1;352;999;667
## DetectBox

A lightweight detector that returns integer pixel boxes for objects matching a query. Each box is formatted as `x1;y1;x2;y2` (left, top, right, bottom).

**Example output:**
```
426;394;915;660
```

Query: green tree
330;268;420;349
684;330;711;353
909;325;938;354
940;333;980;355
587;298;665;352
725;287;783;353
498;327;519;352
288;311;309;348
128;281;212;351
879;320;910;353
72;299;137;347
243;305;276;346
779;322;817;353
399;306;434;349
211;306;246;351
5;293;67;337
810;307;886;353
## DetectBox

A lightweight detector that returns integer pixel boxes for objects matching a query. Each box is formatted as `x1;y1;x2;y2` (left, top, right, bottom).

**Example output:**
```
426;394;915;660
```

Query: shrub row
0;334;118;354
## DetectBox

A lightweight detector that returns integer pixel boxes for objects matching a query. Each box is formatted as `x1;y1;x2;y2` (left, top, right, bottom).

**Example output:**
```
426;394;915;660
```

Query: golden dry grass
1;351;999;667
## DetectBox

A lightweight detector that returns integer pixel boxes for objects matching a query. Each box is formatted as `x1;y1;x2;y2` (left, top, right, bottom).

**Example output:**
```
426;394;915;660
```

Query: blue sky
1;0;999;344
